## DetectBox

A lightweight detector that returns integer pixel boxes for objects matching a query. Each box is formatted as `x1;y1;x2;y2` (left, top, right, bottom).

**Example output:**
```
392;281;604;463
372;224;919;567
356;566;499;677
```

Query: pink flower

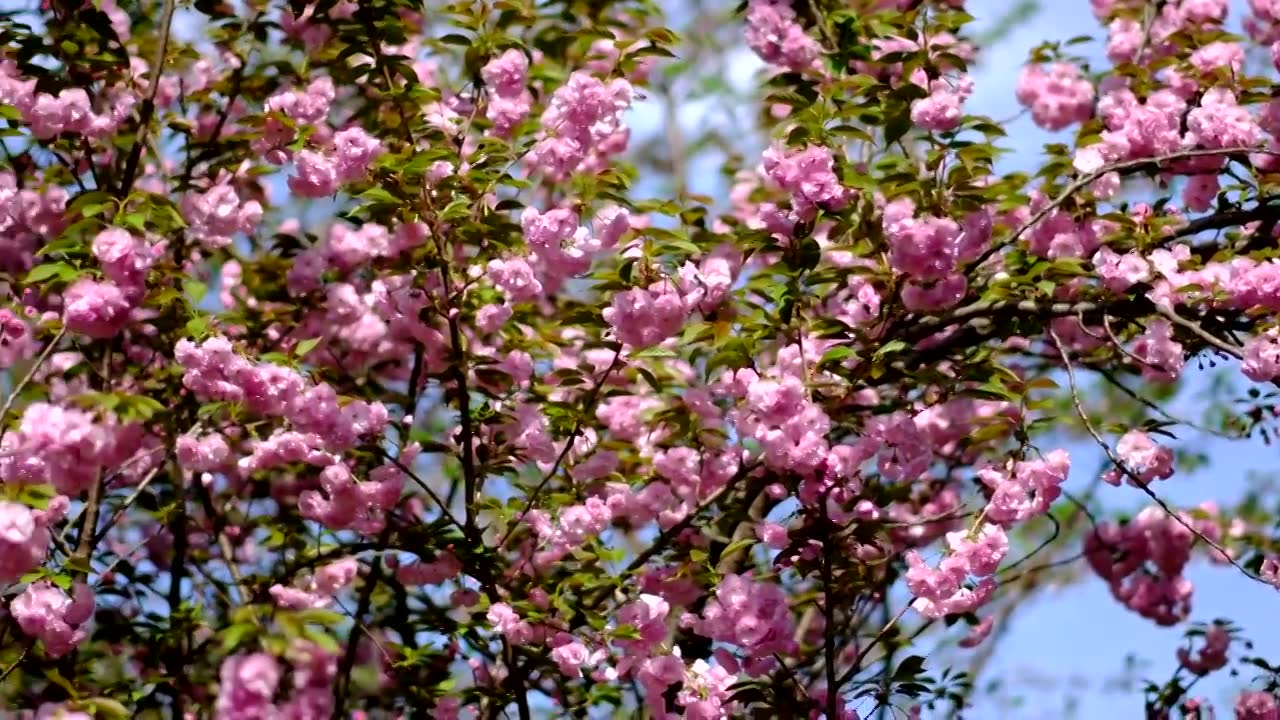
979;450;1070;525
332;127;383;182
527;72;633;179
756;521;789;550
396;550;462;585
911;75;974;132
288;150;340;198
904;523;1008;620
1132;319;1185;383
1242;328;1280;382
482;49;532;135
549;639;592;677
1183;175;1219;213
677;659;738;719
488;257;543;302
883;197;990;281
604;283;689;348
1178;623;1230;675
176;432;231;472
183;176;263;249
617;593;671;653
0;499;52;584
1102;431;1174;486
24;88;94;139
744;0;822;72
761;144;851;217
1262;555;1280;588
1092;246;1151;293
1085;506;1197;625
269;584;328;610
1185;89;1262;152
62;279;134;339
958;616;995;648
1235;691;1279;720
216;653;281;719
0;308;32;369
1190;41;1245;75
1;403;127;496
10;581;94;658
92;227;159;287
482;49;529;96
486;602;534;645
1015;63;1095;131
945;523;1009;577
265;76;335;124
695;573;796;661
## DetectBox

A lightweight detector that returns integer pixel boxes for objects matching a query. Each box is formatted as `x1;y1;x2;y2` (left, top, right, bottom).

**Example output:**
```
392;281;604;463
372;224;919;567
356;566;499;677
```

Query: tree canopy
0;0;1279;718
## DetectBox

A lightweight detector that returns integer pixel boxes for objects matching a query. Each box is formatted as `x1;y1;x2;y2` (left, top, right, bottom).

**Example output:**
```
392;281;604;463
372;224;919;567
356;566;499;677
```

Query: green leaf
84;697;132;719
631;345;676;360
636;366;662;393
883;104;913;145
873;339;908;361
38;235;87;256
218;622;257;653
357;187;399;205
18;484;57;510
66;190;113;216
295;608;345;626
293;336;323;359
893;654;927;682
721;537;757;560
302;625;340;653
119;394;166;422
185;315;210;339
24;262;80;284
20;569;48;585
43;668;78;698
183;279;208;304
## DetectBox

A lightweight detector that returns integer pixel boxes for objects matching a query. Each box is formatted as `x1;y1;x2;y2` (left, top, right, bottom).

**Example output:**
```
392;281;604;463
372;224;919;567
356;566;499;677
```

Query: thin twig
1155;305;1243;358
1048;326;1267;586
821;519;840;718
1100;314;1162;369
332;526;392;719
0;642;31;683
90;463;164;545
836;604;911;688
378;449;463;531
1091;365;1241;440
996;512;1061;574
497;348;622;550
117;0;175;197
971;147;1280;269
0;327;65;445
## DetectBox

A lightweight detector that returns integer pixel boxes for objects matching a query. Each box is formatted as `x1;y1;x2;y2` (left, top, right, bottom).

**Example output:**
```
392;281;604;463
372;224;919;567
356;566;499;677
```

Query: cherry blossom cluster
174;335;389;460
1085;505;1221;625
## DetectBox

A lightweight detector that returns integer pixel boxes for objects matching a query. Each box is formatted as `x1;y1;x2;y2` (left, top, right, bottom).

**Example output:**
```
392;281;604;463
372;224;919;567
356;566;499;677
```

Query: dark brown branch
117;0;175;197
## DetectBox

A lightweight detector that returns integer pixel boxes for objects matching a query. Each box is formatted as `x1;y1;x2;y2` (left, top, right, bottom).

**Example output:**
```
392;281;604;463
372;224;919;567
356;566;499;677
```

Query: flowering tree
6;0;1280;717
